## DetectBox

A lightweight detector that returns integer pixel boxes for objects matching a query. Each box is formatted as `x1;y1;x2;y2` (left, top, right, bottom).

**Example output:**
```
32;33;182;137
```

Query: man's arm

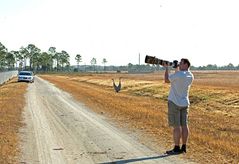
164;66;170;83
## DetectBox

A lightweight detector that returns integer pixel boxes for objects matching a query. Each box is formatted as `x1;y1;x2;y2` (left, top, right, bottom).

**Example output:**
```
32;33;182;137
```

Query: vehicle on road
18;71;34;83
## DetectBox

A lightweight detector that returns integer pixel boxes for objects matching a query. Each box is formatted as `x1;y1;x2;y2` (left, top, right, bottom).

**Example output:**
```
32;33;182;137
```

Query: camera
145;55;179;68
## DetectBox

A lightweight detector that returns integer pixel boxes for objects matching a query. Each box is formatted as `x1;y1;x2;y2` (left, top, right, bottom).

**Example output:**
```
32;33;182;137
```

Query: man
164;58;194;154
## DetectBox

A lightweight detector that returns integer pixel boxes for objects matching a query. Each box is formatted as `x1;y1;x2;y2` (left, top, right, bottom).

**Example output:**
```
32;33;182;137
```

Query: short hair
181;58;191;67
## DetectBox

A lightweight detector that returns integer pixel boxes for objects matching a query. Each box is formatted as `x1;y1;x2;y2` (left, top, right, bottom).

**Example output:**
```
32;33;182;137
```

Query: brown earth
39;71;239;164
0;71;238;163
0;79;27;163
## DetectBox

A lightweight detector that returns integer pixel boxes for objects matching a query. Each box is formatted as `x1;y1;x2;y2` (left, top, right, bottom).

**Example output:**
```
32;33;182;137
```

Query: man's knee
181;125;189;131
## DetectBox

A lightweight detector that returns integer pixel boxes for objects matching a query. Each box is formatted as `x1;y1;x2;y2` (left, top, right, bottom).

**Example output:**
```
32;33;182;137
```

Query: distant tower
139;53;140;65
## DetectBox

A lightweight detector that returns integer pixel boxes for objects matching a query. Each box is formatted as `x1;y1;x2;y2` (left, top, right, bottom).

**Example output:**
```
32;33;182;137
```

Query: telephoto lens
145;55;163;65
145;55;178;68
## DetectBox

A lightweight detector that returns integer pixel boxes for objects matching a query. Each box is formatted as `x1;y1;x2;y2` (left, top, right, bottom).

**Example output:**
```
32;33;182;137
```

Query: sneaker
181;145;187;153
166;147;182;155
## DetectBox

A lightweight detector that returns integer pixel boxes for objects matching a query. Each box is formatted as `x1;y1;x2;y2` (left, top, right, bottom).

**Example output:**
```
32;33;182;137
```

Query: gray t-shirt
168;71;194;107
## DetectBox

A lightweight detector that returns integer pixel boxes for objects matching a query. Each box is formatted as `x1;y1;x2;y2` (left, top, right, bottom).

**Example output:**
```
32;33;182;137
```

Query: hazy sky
0;0;239;66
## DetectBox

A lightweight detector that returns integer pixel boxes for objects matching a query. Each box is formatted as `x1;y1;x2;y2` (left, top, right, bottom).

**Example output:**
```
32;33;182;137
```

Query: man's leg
181;107;189;153
182;125;189;144
181;125;189;152
173;126;181;146
166;101;182;154
166;126;181;154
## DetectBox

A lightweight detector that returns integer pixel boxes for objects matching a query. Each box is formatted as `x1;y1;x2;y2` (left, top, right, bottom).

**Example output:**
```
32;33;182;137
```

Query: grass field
0;71;238;163
0;79;27;163
40;71;239;163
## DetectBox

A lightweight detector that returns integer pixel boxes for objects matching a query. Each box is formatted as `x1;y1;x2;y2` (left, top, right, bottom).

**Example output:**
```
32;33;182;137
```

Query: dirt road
19;76;189;164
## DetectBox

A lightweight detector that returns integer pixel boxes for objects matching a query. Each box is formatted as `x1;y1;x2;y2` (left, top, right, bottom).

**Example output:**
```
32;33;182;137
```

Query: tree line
0;42;110;72
0;41;238;73
0;42;71;71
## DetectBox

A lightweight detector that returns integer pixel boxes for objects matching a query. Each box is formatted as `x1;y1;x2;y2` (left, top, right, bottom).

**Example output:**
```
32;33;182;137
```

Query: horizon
0;41;238;67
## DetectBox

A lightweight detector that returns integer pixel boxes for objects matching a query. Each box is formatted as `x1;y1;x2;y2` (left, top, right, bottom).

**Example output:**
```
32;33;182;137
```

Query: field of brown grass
40;71;239;163
0;79;27;163
0;71;238;163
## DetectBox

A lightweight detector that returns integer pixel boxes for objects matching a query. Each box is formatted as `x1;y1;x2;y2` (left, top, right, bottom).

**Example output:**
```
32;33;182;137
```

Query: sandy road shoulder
19;76;192;164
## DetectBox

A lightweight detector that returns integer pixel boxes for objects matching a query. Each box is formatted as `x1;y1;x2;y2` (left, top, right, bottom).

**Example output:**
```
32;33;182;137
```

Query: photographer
164;58;194;154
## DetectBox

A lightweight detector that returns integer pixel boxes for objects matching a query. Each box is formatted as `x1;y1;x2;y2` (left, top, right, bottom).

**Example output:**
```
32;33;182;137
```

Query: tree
206;64;217;70
102;58;107;71
75;54;82;71
48;47;56;70
11;50;22;69
26;44;41;70
19;46;29;69
54;52;61;71
40;52;53;71
90;57;97;72
19;44;41;70
227;63;234;70
59;50;70;70
0;42;7;69
128;63;133;68
5;51;15;69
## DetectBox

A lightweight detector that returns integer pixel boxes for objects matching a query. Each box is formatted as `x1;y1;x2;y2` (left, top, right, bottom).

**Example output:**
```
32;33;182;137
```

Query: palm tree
75;54;82;71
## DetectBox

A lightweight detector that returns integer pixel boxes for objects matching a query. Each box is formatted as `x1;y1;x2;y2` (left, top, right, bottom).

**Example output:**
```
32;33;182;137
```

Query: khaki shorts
168;100;189;127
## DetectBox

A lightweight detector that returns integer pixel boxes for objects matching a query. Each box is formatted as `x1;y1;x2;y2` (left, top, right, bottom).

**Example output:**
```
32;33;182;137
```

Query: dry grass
0;79;27;163
40;71;239;164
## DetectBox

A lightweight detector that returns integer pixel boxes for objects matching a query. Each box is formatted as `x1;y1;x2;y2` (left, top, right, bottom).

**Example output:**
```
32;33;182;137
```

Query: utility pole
139;53;140;65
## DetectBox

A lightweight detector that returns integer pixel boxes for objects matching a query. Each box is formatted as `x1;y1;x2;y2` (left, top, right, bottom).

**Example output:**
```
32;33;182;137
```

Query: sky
0;0;239;67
